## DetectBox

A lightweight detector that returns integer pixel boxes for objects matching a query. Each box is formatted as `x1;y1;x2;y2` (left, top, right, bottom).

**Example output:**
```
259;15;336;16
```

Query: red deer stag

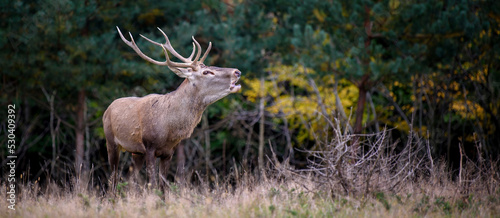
103;27;241;189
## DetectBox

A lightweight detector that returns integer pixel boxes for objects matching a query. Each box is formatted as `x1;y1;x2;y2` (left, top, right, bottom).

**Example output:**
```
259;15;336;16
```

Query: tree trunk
41;87;57;175
350;5;373;155
353;5;372;135
258;77;265;178
352;84;367;156
354;86;367;134
75;89;86;176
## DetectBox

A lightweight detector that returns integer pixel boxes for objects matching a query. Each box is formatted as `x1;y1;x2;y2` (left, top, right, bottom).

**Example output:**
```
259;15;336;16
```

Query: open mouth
229;79;241;93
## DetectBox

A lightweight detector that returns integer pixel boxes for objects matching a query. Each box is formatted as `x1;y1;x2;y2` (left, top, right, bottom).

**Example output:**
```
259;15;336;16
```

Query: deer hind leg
105;139;120;192
131;153;145;185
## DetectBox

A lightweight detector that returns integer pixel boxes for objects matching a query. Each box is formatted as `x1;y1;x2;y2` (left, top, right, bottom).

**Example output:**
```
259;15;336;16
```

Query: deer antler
116;26;212;72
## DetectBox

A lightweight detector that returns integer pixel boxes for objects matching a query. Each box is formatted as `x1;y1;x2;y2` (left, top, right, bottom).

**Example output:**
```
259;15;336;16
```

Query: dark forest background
1;0;499;187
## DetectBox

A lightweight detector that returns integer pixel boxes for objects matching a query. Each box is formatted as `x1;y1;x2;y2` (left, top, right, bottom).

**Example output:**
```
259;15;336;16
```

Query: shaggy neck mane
163;78;207;119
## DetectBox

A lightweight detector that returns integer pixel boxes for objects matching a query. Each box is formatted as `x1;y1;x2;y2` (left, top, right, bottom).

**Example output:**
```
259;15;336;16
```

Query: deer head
104;27;241;189
116;27;241;104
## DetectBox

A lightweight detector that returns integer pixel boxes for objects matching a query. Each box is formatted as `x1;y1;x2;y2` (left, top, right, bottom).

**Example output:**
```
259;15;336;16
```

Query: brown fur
103;65;241;188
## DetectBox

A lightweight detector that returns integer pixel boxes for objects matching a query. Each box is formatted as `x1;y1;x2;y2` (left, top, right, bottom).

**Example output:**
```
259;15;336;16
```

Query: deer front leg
145;149;157;188
159;154;173;190
131;153;145;185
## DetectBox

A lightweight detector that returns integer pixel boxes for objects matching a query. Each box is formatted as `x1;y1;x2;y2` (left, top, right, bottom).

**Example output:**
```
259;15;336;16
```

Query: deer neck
165;78;208;118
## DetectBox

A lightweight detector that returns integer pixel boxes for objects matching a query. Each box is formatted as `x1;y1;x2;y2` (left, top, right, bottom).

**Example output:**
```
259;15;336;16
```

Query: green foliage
1;0;499;186
434;197;452;215
268;187;280;198
116;182;129;198
375;192;391;210
268;204;276;213
414;194;430;213
167;182;179;194
77;193;91;209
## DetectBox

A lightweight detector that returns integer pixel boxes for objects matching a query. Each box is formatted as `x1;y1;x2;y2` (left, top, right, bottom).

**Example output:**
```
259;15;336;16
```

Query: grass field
2;129;499;217
2;169;499;218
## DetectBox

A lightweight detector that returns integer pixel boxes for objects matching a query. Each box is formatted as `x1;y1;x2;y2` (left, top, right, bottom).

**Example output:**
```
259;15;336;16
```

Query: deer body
104;27;241;189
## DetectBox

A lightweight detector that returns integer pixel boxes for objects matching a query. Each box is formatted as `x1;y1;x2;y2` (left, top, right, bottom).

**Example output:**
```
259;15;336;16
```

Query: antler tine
188;42;196;61
191;36;202;65
154;27;194;63
138;32;184;63
116;26;168;66
117;26;212;71
160;45;195;69
117;26;195;70
139;33;195;69
199;41;212;64
139;33;162;46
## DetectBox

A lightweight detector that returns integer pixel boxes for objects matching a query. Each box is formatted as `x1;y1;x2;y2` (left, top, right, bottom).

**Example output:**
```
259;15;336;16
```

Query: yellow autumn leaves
243;64;358;143
243;63;490;145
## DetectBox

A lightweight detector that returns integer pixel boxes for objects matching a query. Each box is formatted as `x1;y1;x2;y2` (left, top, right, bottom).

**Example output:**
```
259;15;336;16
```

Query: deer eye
203;71;214;75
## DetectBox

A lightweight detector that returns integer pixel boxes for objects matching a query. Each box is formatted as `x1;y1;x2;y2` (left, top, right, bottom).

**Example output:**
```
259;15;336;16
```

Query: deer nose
234;70;241;78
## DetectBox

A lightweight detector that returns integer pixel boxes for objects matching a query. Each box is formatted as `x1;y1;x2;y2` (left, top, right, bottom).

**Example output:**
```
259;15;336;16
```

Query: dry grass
2;125;499;217
1;169;499;218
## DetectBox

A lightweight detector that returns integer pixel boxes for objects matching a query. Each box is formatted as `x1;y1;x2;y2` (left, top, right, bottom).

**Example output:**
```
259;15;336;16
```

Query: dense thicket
1;0;498;186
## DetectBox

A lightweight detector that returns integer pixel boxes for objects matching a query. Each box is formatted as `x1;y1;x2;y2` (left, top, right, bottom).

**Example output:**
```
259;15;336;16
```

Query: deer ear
168;67;192;78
